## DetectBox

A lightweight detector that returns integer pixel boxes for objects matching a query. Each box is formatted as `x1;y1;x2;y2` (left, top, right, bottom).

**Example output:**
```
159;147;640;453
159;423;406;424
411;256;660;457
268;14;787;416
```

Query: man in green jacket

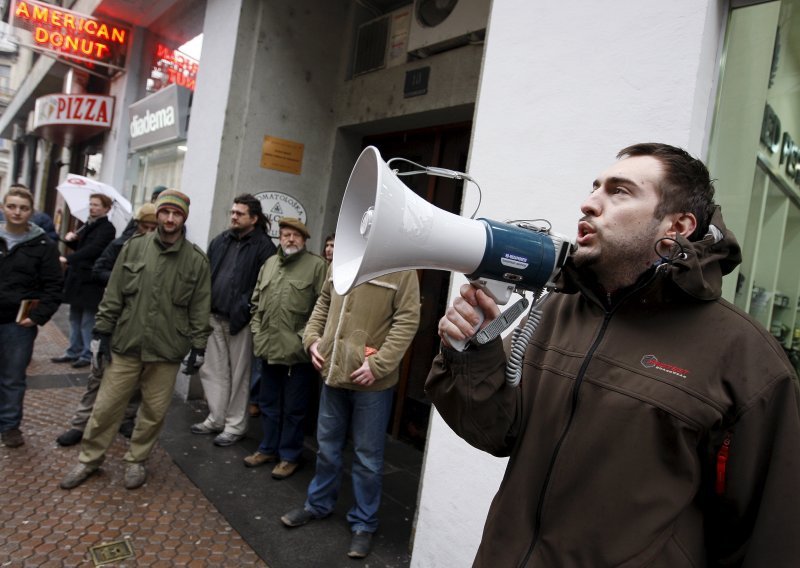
247;217;327;480
280;269;420;559
60;189;212;491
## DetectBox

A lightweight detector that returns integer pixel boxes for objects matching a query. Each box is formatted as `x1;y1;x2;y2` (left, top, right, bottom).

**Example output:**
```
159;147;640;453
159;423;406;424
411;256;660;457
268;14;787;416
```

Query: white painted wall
411;1;725;566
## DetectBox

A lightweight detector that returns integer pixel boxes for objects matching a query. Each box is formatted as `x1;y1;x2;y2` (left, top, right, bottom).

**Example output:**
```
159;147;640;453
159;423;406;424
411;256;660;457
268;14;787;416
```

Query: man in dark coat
51;193;116;368
0;187;62;447
190;194;277;446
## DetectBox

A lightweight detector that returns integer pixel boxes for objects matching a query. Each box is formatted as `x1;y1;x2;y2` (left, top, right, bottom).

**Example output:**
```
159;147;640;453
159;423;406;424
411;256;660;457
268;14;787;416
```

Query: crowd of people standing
0;183;420;560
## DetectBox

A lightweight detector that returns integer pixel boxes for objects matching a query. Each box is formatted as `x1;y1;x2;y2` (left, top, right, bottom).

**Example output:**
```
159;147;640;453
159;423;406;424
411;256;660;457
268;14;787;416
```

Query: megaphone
333;146;573;307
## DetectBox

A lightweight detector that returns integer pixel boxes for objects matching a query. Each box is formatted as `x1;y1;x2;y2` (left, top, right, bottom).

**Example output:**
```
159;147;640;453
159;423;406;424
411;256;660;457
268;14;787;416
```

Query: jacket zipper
519;274;658;566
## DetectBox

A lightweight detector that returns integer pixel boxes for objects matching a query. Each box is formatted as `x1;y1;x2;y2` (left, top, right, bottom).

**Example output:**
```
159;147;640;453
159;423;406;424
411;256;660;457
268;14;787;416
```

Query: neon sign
11;0;130;73
150;43;199;92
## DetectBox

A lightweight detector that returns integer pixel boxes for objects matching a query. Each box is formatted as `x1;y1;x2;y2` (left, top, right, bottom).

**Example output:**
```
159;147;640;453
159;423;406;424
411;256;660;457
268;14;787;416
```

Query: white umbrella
56;174;133;236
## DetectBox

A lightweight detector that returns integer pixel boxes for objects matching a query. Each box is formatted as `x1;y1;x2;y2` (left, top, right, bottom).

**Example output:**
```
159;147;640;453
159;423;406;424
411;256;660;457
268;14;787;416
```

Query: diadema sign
128;84;191;151
254;191;308;239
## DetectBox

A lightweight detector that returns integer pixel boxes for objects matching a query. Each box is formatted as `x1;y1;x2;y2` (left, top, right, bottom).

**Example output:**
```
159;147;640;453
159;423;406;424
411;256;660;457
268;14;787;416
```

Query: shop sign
253;191;308;239
261;136;304;175
128;84;191;151
10;0;130;75
150;43;199;92
761;103;800;189
33;93;114;129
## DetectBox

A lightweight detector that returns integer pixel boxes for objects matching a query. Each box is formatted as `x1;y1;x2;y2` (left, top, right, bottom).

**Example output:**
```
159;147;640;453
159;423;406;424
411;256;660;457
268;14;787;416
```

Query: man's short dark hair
616;143;716;241
234;193;269;232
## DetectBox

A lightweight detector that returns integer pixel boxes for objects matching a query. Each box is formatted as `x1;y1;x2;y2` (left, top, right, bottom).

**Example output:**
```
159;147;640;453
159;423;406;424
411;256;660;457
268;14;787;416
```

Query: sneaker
56;428;83;447
347;531;373;559
60;463;98;489
213;432;242;447
51;355;78;363
280;507;314;528
248;403;260;417
1;429;24;448
190;422;222;435
271;460;299;480
124;463;147;490
118;421;134;439
243;452;277;467
71;359;91;369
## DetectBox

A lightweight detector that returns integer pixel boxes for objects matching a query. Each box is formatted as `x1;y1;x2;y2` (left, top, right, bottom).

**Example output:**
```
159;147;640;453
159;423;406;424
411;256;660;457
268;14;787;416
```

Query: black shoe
1;429;24;448
280;507;314;528
56;429;84;447
71;359;91;369
347;531;373;559
118;421;134;438
51;355;78;363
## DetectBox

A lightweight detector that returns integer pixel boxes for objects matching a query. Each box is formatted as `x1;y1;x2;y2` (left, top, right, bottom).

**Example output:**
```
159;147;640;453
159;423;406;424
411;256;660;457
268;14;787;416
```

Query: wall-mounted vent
353;8;411;78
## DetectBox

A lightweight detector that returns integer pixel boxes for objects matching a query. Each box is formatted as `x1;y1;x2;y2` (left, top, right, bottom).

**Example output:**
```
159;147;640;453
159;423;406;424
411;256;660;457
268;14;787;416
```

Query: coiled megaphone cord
506;291;552;388
386;157;482;219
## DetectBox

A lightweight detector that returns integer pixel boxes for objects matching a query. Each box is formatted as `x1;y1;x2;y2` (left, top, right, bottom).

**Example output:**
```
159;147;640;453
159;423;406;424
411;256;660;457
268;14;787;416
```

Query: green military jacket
303;268;420;392
94;230;212;362
250;247;327;365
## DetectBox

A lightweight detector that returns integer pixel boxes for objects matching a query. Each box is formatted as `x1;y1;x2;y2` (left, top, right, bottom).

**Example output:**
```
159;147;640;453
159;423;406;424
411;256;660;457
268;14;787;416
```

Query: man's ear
666;212;697;239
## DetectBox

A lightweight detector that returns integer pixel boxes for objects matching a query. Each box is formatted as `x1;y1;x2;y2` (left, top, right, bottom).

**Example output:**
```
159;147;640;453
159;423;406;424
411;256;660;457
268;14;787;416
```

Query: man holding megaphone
424;143;800;566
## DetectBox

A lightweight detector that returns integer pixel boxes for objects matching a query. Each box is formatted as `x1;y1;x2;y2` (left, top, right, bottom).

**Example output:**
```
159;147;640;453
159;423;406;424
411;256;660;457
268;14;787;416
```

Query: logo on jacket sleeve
640;355;689;379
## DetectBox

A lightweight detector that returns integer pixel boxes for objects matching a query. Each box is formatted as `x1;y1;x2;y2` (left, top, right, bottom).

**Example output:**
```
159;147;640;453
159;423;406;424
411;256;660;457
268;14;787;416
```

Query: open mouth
577;220;596;244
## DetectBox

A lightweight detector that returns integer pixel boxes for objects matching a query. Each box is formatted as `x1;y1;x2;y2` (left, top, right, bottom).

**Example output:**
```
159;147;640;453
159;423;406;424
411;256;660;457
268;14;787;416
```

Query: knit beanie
155;189;190;219
135;203;157;223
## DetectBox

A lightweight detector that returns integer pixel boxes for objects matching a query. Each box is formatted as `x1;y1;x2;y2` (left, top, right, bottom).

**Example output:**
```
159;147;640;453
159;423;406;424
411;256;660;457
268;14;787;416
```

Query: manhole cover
89;539;135;566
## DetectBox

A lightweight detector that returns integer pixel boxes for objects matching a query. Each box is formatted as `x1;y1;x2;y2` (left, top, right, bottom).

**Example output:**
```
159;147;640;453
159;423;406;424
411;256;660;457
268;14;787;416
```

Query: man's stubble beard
573;218;663;291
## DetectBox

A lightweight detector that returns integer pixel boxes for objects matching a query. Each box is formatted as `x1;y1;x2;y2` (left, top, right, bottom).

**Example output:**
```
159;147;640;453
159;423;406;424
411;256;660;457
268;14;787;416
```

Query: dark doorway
363;122;472;450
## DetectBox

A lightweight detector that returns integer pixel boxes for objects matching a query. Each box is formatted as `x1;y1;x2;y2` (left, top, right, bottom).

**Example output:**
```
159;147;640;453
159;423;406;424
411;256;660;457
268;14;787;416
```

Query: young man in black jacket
190;194;277;446
51;194;116;368
0;187;62;447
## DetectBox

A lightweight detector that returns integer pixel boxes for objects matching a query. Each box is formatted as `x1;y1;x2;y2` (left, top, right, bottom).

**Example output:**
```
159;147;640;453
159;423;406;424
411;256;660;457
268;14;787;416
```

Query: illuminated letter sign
10;0;130;74
150;43;199;92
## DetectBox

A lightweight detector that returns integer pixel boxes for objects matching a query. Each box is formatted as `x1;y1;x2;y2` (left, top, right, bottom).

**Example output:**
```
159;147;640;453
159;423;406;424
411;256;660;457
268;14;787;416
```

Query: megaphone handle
445;305;485;352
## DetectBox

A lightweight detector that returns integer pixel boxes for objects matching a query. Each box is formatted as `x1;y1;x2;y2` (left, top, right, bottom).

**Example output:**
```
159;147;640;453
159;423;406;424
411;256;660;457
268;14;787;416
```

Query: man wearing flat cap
247;217;327;480
60;189;212;491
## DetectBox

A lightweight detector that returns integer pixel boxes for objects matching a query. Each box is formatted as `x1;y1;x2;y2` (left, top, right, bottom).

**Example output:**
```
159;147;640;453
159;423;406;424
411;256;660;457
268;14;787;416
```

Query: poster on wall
254;191;307;239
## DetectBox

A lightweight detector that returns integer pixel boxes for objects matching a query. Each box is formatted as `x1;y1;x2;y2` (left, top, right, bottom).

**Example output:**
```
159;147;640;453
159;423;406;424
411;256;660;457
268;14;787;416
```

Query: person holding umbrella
51;193;116;368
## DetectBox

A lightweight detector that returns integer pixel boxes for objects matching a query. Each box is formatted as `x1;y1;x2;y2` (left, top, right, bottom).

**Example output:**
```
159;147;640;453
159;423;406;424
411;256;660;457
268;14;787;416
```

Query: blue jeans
257;361;316;462
305;384;394;534
249;355;262;404
65;306;95;361
0;322;37;432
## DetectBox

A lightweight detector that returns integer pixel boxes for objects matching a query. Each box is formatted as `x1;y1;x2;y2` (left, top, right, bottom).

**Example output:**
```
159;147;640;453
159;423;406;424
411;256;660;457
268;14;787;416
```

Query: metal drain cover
89;539;135;566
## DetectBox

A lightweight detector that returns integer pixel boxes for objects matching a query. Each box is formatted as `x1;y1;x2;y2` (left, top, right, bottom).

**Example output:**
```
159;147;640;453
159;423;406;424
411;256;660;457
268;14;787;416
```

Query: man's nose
580;192;601;217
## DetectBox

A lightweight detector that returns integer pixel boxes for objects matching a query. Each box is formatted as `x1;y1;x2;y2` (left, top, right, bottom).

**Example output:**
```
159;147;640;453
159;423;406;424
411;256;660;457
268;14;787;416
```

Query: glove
181;348;205;375
90;332;112;375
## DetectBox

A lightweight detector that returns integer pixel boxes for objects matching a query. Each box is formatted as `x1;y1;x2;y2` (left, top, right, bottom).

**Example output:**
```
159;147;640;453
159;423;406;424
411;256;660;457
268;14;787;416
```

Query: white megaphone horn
334;146;572;306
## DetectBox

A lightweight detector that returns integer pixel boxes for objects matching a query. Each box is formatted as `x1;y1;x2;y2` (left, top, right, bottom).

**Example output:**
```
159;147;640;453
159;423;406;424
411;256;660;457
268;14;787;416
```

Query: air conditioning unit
407;0;490;58
352;7;412;77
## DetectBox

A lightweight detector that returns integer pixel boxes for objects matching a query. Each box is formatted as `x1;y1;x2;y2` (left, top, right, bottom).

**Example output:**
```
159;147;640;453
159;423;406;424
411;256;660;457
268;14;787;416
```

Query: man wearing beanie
190;194;276;447
247;217;327;480
60;189;212;491
55;202;159;448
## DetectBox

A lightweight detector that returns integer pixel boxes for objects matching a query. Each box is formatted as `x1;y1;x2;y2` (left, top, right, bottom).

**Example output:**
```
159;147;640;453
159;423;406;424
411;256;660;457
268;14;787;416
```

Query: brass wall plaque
261;135;304;175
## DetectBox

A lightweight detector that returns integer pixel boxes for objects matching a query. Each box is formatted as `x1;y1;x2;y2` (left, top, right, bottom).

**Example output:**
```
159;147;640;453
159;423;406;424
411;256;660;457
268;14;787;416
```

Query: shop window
707;0;800;367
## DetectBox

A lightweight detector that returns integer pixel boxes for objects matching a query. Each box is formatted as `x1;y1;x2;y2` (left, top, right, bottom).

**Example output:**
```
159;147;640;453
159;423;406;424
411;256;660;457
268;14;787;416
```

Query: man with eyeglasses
190;194;277;447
